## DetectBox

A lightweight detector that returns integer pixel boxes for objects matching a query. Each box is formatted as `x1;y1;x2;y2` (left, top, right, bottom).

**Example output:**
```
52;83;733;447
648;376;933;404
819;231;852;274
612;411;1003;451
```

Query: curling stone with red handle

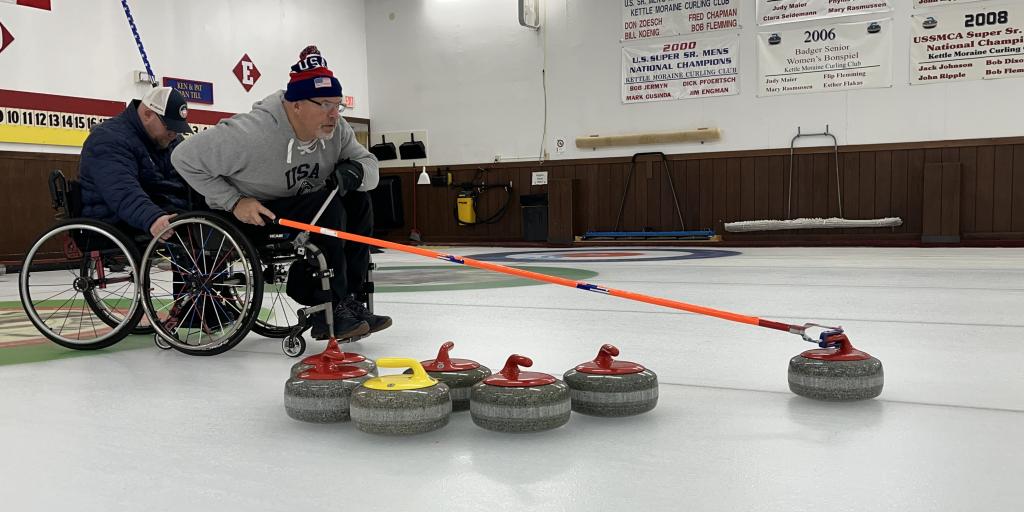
290;337;376;378
470;354;570;433
284;360;370;423
563;344;658;417
406;341;491;411
788;331;883;401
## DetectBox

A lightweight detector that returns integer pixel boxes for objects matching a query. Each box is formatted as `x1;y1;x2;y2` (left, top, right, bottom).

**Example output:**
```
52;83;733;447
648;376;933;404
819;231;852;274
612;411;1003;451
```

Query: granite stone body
349;383;453;435
470;380;571;433
563;368;658;417
788;355;884;401
284;373;370;423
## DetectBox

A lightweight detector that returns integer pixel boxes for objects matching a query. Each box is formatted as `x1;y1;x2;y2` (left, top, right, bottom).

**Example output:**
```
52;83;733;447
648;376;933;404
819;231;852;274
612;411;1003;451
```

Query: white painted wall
366;0;1024;166
0;0;369;153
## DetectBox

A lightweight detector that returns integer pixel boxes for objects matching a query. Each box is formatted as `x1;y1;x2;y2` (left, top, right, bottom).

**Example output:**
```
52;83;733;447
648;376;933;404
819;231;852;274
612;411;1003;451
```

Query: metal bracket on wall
789;125;841;219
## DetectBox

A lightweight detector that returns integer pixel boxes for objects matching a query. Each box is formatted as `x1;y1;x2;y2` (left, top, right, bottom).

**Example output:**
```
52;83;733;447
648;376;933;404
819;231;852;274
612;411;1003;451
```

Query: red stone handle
594;344;620;369
499;354;533;380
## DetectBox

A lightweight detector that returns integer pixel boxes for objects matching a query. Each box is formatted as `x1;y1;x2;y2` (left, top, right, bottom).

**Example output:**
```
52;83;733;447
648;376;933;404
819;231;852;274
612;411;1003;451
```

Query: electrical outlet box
134;70;155;83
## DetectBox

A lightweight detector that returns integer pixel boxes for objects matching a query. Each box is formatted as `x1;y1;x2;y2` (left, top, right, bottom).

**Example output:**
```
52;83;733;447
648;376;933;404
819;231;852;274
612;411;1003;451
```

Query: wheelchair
19;170;375;358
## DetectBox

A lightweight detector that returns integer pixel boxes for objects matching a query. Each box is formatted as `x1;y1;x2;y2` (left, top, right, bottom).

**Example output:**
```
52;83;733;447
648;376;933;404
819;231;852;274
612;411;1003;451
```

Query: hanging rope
120;0;157;86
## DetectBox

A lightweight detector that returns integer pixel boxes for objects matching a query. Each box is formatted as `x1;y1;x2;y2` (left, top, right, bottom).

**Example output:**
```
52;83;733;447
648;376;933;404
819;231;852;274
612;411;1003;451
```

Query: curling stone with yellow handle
350;358;453;435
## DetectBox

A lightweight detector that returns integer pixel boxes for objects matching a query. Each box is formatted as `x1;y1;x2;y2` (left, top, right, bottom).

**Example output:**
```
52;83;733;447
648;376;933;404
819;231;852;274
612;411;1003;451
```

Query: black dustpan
370;135;397;161
399;133;427;160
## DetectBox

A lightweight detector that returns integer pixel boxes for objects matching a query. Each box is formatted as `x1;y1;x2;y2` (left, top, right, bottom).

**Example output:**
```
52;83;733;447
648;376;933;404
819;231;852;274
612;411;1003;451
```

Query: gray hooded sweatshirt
171;90;378;211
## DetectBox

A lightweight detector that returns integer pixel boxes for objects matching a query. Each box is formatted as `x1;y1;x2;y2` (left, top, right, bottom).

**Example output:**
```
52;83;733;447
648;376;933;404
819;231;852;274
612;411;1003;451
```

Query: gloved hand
333;159;364;192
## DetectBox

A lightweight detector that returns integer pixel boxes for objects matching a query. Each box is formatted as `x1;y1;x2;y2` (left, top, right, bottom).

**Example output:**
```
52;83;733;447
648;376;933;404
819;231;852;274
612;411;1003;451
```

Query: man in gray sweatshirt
172;45;390;340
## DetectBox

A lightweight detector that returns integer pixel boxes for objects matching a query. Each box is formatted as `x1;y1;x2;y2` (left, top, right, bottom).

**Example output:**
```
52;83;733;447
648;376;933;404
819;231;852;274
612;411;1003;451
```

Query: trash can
520;193;548;242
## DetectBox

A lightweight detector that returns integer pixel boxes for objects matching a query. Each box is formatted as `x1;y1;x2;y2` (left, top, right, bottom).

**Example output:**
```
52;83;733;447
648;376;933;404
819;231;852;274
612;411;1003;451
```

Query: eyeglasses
305;98;346;113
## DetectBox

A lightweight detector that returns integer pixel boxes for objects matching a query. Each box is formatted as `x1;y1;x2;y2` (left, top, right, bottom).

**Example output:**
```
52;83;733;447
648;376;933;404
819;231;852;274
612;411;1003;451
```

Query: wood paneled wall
0;151;81;261
3;136;1023;263
380;137;1024;245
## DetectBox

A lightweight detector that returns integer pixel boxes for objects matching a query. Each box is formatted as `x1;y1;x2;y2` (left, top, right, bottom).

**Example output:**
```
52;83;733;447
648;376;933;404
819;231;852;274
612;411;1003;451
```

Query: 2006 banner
757;19;893;97
756;0;891;26
623;34;739;103
911;3;1024;84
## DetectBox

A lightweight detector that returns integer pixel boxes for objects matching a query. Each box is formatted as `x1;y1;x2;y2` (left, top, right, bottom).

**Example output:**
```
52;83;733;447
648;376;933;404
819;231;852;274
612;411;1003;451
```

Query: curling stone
470;354;571;433
284;361;370;423
563;344;658;417
290;337;376;378
788;332;883;401
405;341;491;411
349;358;452;435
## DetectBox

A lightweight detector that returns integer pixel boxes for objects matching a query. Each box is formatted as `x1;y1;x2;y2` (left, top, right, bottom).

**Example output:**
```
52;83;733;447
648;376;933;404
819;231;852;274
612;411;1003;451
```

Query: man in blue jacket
79;86;194;239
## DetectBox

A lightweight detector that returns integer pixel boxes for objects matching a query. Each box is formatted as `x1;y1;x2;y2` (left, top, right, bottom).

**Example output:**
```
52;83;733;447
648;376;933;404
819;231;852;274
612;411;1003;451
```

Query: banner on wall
756;0;892;26
0;0;51;11
622;0;740;42
623;34;739;103
0;90;232;147
915;0;986;7
911;3;1024;84
162;77;214;105
757;19;893;96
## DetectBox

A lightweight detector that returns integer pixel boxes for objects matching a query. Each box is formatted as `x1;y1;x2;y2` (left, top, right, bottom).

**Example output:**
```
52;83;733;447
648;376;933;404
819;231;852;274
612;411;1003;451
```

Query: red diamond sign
232;53;260;92
0;23;13;55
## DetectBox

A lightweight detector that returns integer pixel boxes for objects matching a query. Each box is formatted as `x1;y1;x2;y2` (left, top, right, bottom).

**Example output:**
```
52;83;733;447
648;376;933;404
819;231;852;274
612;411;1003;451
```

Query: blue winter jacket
79;99;190;233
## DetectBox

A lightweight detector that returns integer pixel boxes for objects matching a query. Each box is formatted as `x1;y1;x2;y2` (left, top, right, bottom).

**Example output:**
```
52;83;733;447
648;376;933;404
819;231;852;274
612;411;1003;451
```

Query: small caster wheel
154;333;173;350
282;335;306;357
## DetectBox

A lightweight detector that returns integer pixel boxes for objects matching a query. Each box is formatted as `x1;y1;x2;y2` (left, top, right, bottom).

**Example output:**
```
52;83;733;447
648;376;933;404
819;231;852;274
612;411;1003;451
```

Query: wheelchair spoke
154;249;192;275
33;283;79;305
209;290;226;335
176;295;201;344
172;230;203;276
208;282;247;289
81;297;100;340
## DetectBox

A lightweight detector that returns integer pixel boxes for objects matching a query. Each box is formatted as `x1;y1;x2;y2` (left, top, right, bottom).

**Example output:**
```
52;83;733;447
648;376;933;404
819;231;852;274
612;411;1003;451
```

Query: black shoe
344;296;392;333
309;303;370;340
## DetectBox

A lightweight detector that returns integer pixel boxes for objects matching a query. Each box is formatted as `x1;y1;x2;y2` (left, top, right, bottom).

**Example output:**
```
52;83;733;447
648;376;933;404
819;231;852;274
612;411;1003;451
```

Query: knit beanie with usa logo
284;45;342;101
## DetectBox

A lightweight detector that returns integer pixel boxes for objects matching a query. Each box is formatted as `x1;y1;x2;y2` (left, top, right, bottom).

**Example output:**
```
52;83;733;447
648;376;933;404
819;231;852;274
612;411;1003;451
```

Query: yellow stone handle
364;358;437;390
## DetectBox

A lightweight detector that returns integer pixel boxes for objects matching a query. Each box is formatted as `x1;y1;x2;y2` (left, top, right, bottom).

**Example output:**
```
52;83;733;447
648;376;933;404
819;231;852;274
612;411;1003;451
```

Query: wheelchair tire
140;212;264;356
19;219;144;350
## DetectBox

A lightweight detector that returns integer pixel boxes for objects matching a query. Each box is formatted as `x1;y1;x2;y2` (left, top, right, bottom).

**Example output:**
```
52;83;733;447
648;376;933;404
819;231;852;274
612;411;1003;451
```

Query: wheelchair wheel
19;219;144;350
140;213;263;356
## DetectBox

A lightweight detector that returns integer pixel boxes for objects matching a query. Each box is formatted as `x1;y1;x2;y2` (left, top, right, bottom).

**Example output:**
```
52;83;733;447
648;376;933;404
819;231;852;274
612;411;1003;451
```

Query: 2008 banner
911;3;1024;84
757;19;893;96
756;0;892;26
623;35;739;103
622;0;740;42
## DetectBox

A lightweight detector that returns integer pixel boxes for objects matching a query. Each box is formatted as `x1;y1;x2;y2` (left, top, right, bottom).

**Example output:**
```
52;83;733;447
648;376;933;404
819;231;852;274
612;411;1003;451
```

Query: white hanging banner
757;19;893;96
911;4;1024;84
623;35;740;103
756;0;893;26
915;0;986;7
622;0;740;42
